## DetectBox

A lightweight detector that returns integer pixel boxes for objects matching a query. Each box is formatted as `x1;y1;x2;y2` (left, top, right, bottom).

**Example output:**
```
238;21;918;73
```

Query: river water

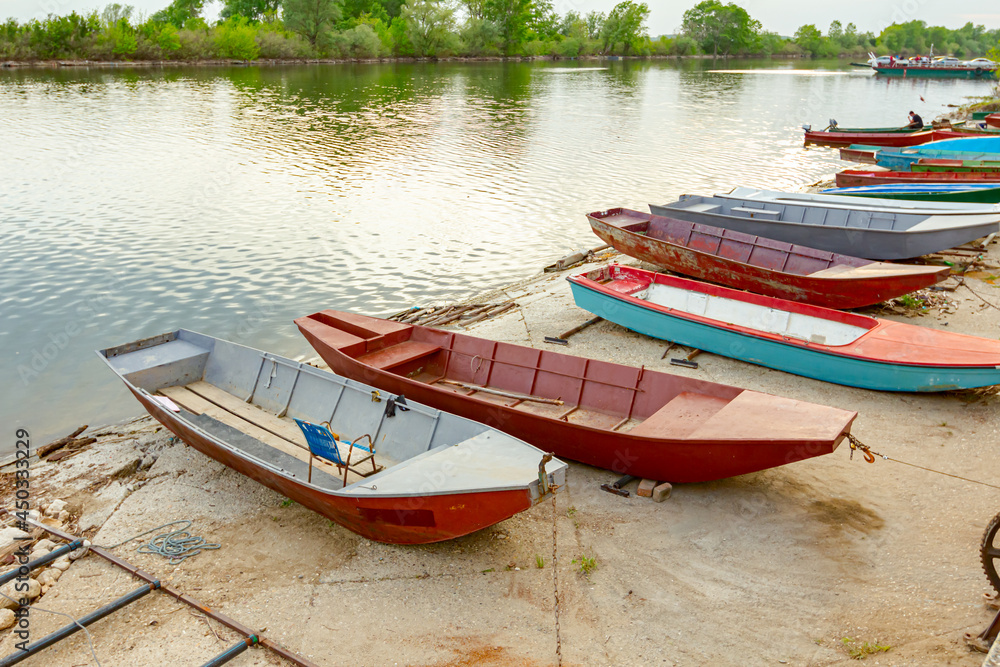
1;58;994;449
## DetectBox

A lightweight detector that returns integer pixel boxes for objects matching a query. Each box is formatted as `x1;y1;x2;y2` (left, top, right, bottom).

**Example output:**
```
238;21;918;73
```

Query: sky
3;0;1000;38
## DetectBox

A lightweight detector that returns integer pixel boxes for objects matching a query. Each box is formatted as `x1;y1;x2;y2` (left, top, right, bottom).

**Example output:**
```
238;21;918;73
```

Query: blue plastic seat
294;419;378;486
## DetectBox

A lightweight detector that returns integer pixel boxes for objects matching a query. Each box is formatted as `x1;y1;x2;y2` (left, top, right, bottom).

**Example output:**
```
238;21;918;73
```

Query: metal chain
848;434;1000;491
551;490;562;666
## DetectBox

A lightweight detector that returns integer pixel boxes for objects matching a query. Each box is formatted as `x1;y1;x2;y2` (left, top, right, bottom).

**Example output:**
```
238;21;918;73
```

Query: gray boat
650;190;1000;260
98;329;566;544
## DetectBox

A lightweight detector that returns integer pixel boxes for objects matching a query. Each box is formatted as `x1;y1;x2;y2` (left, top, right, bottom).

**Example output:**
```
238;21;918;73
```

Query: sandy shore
2;239;999;666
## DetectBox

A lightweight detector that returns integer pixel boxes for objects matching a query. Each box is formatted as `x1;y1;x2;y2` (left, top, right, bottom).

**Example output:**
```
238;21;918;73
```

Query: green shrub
670;34;698;55
388;15;413;56
461;18;501;56
255;25;312;58
157;23;181;54
214;16;259;59
106;19;138;57
342;24;382;58
175;26;213;58
134;34;163;59
556;36;580;57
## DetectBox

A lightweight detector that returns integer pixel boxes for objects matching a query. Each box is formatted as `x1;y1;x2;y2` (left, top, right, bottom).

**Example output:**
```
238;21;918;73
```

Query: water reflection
1;59;993;446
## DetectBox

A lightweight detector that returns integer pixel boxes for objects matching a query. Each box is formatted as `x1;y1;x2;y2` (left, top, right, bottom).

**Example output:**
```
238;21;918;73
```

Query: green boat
828;121;964;133
912;160;1000;173
874;65;997;80
821;185;1000;204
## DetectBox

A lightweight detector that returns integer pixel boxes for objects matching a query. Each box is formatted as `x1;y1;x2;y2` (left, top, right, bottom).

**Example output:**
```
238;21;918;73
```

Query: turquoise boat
568;265;1000;393
874;65;997;80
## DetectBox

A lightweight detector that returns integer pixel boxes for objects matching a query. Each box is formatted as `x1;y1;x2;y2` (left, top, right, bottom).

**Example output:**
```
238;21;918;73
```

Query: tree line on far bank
1;0;998;62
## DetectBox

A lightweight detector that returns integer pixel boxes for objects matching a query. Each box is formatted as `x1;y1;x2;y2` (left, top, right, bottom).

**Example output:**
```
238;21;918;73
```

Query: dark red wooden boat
807;128;994;148
987;114;1000;129
295;310;859;483
806;128;941;147
837;169;1000;187
587;208;949;309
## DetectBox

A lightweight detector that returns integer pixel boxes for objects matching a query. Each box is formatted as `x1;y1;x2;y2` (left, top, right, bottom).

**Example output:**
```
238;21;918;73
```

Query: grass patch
535;554;545;569
572;554;597;576
840;637;891;660
280;498;294;508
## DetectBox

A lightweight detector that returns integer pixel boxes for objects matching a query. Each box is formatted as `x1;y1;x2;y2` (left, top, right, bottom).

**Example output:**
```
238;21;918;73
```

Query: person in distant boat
907;111;923;129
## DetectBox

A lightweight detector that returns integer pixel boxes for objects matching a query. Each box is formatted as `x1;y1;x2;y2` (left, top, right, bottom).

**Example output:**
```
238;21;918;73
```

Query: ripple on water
0;60;989;447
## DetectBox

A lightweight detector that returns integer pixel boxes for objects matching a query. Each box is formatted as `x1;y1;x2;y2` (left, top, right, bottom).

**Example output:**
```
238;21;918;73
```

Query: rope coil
98;519;221;564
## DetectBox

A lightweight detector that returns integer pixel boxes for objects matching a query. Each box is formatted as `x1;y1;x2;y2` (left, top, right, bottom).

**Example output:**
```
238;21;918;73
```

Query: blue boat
567;265;1000;393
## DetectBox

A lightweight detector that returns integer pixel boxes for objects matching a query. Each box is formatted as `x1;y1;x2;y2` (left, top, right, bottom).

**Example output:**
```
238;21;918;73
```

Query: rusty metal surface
587;208;949;309
7;513;320;667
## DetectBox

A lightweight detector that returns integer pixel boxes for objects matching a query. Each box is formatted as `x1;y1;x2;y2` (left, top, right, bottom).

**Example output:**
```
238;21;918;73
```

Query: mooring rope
97;519;221;564
849;435;1000;491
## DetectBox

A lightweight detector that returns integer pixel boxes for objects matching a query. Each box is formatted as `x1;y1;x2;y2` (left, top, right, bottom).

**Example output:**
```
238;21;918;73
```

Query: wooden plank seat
159;384;383;486
627;392;730;439
357;341;442;371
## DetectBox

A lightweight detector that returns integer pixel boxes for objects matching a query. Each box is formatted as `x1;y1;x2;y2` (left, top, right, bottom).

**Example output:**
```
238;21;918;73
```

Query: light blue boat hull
876;150;1000;171
569;282;1000;393
875;153;921;171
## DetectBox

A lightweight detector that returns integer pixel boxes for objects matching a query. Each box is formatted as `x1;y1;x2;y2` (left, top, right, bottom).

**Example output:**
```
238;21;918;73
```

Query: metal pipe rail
0;539;84;587
0;582;158;666
0;510;318;667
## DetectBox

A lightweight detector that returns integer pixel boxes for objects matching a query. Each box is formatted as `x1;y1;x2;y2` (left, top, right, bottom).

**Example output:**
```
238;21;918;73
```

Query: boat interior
659;196;927;231
299;311;853;444
586;267;875;347
99;331;545;493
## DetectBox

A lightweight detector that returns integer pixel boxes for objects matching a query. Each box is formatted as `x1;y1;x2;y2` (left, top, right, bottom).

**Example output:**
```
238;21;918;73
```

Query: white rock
51;557;71;572
35;539;56;552
57;510;70;523
27;549;50;562
44;499;67;517
0;527;29;552
0;609;14;631
0;579;41;610
36;569;60;587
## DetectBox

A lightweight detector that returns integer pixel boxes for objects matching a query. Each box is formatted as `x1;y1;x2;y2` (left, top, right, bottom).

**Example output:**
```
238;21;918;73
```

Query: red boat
987;114;1000;129
295;310;859;483
806;128;992;148
587;208;949;309
836;169;1000;187
839;147;879;163
806;129;941;147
